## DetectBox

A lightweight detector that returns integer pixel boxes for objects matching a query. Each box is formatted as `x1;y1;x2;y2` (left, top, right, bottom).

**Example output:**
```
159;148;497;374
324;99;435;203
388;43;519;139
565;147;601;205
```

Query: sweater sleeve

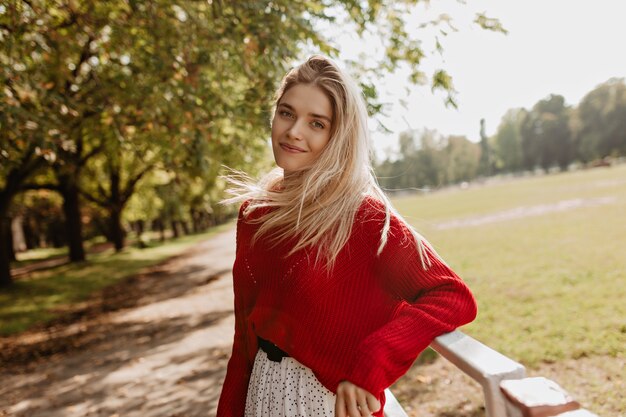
345;209;478;397
216;201;254;417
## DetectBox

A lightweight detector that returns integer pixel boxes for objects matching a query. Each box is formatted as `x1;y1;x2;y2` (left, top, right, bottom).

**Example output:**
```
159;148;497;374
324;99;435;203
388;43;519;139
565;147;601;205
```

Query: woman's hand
335;380;381;417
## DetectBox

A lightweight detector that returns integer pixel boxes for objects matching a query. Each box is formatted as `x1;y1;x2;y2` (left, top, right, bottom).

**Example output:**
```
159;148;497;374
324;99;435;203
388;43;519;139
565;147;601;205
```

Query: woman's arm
216;300;253;416
345;210;478;399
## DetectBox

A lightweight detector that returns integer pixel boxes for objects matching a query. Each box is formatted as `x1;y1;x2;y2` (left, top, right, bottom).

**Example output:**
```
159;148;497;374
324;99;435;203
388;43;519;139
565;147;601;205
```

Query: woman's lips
280;143;306;153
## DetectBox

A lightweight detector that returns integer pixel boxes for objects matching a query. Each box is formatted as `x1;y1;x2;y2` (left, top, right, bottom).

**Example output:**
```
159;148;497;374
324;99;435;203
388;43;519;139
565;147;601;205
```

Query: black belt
258;336;290;363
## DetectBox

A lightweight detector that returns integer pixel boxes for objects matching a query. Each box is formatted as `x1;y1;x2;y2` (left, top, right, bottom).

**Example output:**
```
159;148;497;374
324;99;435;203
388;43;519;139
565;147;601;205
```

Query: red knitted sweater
217;197;478;416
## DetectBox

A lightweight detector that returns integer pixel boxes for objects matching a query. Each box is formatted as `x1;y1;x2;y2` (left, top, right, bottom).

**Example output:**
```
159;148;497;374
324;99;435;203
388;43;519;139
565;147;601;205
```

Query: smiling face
271;83;334;174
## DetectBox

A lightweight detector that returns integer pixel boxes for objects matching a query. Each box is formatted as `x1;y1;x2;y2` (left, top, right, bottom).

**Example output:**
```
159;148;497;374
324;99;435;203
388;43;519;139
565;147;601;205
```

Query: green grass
0;222;233;337
14;247;68;263
10;236;109;268
393;164;626;368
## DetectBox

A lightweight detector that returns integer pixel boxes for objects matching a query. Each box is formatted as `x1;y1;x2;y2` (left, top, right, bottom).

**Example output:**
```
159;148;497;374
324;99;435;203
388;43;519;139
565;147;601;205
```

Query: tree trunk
158;219;165;242
135;220;146;248
207;212;215;228
7;218;16;262
11;216;27;254
110;208;125;252
0;148;45;287
23;218;37;250
171;220;180;238
0;218;13;288
190;209;200;234
60;180;86;262
181;220;190;235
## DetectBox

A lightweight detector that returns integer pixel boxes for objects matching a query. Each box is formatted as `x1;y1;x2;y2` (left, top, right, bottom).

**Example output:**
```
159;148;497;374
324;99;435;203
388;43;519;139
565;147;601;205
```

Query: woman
216;55;477;417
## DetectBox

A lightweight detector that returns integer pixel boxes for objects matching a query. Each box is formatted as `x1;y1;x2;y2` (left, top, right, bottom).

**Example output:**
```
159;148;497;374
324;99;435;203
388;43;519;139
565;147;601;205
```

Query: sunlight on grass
393;164;626;368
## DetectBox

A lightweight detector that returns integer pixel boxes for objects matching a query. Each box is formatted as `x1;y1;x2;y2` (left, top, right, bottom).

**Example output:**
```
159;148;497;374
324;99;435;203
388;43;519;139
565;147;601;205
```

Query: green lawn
10;236;108;269
0;222;233;337
393;164;626;368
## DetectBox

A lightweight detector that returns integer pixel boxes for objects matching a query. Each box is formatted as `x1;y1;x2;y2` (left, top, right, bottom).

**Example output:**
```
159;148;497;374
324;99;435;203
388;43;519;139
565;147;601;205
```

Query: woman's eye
312;121;325;129
280;110;294;118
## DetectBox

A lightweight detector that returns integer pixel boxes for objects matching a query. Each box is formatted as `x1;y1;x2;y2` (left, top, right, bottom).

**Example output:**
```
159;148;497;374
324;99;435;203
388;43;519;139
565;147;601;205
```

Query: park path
0;227;240;417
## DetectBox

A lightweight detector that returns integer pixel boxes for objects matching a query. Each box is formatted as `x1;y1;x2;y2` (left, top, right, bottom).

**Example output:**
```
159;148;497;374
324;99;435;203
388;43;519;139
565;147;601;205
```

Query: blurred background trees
377;77;626;193
0;0;506;287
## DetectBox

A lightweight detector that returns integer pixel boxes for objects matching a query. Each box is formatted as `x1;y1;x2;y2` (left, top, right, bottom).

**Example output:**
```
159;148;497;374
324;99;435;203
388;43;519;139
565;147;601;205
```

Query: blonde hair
222;54;432;270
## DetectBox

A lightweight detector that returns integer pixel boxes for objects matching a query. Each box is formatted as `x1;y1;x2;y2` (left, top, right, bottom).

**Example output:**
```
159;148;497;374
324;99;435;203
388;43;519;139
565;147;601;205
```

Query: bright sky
323;0;626;160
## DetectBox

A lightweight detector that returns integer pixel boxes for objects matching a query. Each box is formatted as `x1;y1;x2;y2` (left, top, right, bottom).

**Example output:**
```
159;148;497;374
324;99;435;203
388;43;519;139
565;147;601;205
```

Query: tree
575;78;626;162
493;108;525;173
478;118;493;176
520;95;572;171
0;144;48;286
376;129;480;191
442;135;480;183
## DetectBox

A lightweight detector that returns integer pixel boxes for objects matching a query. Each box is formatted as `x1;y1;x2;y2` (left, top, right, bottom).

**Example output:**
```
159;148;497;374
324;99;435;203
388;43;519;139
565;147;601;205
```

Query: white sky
322;1;626;160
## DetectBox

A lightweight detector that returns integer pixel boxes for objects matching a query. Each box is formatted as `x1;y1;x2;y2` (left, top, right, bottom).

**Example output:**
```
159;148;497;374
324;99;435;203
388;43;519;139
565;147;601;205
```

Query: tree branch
79;187;107;207
79;141;105;166
1;145;45;198
97;181;110;201
65;34;95;95
21;182;60;191
122;164;154;203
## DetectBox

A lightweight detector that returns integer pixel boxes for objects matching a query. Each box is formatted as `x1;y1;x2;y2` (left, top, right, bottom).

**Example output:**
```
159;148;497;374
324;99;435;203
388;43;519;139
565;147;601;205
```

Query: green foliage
384;80;626;184
444;135;480;183
519;94;573;171
489;79;626;174
492;108;525;173
574;78;626;162
376;129;480;190
474;12;508;34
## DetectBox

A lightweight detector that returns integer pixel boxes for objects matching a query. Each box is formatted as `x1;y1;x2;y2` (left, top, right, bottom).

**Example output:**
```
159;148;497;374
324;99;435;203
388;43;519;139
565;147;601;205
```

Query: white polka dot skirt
244;348;337;416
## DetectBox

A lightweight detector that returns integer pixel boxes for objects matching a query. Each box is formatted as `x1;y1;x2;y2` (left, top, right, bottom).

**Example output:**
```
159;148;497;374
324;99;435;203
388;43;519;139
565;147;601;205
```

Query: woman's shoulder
356;195;414;240
237;199;251;221
238;198;275;223
357;195;398;224
355;195;389;233
237;199;258;225
358;195;385;215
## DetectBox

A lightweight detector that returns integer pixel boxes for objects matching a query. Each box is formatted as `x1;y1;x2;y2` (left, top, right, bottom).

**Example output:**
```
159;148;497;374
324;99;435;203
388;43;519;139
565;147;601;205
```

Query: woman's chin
276;160;309;174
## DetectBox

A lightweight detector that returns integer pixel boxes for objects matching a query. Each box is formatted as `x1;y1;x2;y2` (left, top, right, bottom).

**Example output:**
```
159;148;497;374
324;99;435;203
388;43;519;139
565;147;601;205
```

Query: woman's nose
287;119;306;140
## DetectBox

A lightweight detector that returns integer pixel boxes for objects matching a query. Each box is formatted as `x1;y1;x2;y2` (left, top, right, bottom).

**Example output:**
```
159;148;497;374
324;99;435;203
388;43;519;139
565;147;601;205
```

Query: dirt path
1;228;239;417
434;196;617;230
1;226;619;417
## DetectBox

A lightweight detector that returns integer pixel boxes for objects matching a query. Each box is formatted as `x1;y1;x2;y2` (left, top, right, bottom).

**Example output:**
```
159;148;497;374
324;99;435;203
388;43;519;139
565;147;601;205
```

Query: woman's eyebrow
278;103;332;123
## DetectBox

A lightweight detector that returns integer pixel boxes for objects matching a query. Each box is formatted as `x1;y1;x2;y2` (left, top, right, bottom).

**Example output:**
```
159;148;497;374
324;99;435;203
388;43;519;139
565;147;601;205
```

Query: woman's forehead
279;84;333;119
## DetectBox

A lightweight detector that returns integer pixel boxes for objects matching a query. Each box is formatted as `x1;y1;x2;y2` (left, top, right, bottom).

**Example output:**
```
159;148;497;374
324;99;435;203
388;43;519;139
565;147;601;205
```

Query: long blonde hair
222;55;432;270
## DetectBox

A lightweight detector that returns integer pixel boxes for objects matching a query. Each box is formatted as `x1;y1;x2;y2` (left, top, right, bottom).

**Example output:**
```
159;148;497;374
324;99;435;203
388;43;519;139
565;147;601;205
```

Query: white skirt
244;348;337;416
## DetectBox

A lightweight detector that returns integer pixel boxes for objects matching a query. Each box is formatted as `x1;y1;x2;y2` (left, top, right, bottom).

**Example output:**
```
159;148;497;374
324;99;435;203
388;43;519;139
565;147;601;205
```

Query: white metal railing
384;330;598;417
430;331;527;417
383;389;409;417
384;330;525;417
